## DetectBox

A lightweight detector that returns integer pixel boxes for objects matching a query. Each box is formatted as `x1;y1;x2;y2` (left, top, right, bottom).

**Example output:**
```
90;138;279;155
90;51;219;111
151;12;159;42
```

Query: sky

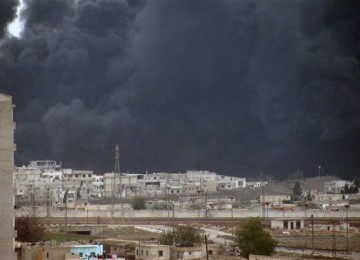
0;0;359;179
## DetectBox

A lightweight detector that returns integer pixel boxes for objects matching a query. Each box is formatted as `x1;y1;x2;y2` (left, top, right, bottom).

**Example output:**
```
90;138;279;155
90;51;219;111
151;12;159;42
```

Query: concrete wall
16;206;360;219
0;93;16;259
249;255;294;260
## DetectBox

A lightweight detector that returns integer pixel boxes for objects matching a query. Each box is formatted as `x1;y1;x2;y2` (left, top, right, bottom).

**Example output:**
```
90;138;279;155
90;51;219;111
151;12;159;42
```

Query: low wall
16;206;360;219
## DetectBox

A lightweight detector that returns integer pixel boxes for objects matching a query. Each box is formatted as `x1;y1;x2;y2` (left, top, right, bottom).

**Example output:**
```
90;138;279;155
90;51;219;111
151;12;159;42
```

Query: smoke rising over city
0;0;359;179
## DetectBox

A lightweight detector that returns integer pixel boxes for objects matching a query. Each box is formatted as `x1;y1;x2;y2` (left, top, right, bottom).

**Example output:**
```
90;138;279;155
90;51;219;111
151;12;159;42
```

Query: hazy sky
0;0;359;179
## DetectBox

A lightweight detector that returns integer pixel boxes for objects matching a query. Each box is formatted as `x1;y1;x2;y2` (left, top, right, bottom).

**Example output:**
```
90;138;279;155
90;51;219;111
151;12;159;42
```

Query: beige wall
0;93;16;259
135;244;170;260
21;245;79;260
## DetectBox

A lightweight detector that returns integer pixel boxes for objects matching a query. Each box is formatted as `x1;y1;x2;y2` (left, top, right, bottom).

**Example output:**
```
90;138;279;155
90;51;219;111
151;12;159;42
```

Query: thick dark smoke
0;0;19;37
1;0;359;179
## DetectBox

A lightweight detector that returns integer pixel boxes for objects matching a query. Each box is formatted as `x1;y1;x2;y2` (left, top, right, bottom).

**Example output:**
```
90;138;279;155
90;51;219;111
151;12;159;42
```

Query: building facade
0;93;16;258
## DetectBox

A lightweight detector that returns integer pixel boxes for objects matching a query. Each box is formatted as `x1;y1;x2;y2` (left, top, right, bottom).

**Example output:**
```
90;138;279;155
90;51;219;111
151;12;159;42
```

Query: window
208;250;213;255
283;220;288;229
159;250;163;256
296;221;301;229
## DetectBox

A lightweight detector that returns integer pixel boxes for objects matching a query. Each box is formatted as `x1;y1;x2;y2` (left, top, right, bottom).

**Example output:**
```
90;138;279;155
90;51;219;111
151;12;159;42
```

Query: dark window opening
283;220;288;229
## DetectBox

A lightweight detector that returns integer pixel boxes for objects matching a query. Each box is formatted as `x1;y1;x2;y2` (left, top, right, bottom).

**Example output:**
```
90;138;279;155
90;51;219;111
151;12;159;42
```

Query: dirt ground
75;223;360;260
274;231;360;252
97;224;360;252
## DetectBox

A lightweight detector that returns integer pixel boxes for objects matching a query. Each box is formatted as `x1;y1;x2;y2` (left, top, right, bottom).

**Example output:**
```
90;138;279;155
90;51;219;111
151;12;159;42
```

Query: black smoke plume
0;0;19;37
0;0;359;179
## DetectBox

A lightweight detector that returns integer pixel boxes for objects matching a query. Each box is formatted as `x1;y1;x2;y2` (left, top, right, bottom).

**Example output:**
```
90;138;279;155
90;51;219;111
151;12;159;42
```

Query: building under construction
0;93;16;259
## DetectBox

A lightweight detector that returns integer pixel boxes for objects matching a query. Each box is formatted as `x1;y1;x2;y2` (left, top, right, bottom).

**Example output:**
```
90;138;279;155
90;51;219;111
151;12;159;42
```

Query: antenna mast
112;144;122;219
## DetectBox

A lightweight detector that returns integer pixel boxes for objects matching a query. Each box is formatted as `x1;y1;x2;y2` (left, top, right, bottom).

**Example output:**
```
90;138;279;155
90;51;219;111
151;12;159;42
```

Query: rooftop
0;92;12;102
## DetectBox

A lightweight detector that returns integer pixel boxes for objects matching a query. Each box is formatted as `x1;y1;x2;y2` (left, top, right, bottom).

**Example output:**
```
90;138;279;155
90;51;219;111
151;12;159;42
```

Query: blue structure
71;244;103;259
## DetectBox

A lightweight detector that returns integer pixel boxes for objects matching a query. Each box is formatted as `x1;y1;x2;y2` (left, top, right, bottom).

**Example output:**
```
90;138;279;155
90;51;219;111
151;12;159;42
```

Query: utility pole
345;204;350;253
311;214;314;254
46;187;51;218
230;196;234;237
332;218;336;259
65;196;68;226
205;190;208;220
261;175;265;219
167;186;171;226
305;202;308;249
205;235;209;260
31;186;36;217
262;184;265;219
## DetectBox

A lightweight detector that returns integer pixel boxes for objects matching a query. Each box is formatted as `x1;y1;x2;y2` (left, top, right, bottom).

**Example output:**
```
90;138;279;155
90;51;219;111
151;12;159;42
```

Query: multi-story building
186;170;217;192
90;175;104;198
0;93;16;258
14;161;248;210
216;175;246;190
29;160;61;171
103;172;139;197
324;180;352;194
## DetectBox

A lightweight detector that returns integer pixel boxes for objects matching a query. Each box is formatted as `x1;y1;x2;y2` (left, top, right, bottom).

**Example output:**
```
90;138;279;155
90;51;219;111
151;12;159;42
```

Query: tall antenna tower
114;144;120;175
112;144;122;218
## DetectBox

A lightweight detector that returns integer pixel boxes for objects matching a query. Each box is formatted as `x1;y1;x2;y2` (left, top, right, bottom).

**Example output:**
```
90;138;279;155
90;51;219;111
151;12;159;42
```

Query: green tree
159;225;203;247
131;196;146;210
16;217;49;242
235;217;277;258
291;180;302;201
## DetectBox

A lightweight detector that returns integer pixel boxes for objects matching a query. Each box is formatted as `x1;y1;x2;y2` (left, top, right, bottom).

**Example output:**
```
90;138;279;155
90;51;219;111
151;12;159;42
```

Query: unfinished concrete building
0;93;16;258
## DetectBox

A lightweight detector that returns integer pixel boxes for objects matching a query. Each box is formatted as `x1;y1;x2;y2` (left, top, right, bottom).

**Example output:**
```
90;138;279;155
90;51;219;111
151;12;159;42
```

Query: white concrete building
216;175;246;190
324;180;352;193
29;160;61;171
103;172;139;197
271;219;304;230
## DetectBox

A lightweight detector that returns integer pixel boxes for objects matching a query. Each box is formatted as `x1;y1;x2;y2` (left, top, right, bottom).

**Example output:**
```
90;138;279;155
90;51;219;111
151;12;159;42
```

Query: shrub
235;217;277;258
16;216;49;242
131;196;146;210
159;225;203;247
